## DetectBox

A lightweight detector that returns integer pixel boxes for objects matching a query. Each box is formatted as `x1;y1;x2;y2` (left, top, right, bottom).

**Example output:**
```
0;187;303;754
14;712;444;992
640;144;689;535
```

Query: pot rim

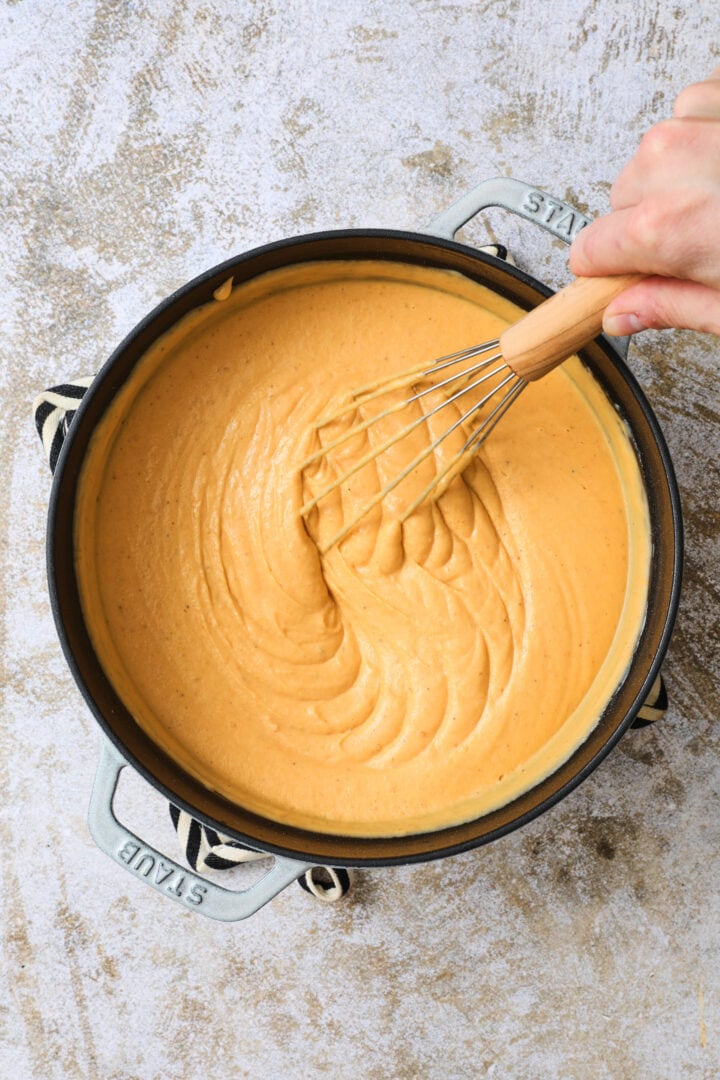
47;226;684;867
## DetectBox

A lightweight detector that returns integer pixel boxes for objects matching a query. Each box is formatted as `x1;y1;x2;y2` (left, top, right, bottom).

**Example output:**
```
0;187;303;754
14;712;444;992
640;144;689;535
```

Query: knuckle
673;83;703;117
626;191;703;275
609;172;634;210
637;119;679;159
673;80;720;118
625;200;664;251
639;290;675;330
570;219;600;265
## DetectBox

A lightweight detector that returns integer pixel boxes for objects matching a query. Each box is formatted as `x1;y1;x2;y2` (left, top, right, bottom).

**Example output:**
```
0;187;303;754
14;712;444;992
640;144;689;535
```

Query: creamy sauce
75;260;650;836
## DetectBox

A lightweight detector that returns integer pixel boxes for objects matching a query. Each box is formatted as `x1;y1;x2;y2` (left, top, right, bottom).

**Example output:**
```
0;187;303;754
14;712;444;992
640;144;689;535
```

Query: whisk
301;272;643;552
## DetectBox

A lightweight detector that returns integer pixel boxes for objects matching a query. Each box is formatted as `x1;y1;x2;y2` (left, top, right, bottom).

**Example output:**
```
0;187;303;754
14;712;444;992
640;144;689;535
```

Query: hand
569;68;720;337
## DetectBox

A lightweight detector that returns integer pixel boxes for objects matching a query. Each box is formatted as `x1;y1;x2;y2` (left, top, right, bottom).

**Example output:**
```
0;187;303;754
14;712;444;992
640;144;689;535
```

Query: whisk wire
342;339;500;404
301;342;501;470
463;376;527;454
398;374;526;522
315;367;525;552
299;340;534;552
300;352;503;516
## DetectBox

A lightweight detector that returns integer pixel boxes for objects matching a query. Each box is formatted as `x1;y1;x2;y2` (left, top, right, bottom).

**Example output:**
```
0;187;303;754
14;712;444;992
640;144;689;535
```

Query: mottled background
2;2;719;1078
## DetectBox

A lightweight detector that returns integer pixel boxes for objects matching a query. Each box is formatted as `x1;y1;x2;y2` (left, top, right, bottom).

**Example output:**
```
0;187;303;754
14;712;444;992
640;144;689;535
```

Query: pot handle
424;176;591;245
88;739;314;921
424;177;631;363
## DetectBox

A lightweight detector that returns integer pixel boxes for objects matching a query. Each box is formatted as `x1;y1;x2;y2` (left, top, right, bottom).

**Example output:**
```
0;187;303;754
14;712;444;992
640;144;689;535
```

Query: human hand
569;67;720;337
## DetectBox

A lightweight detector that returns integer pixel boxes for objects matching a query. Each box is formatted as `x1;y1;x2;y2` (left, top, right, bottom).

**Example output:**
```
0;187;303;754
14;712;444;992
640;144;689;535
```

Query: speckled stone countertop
2;2;719;1078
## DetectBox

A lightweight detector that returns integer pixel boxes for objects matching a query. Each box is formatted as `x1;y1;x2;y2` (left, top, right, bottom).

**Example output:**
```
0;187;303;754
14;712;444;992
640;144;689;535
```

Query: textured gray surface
2;2;719;1078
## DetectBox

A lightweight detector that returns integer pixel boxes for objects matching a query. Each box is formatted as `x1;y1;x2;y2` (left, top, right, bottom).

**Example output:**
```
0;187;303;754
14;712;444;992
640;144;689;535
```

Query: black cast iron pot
47;178;683;920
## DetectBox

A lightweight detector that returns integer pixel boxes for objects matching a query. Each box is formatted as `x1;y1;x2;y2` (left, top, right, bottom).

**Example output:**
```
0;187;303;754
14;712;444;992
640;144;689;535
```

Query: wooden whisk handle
500;274;644;381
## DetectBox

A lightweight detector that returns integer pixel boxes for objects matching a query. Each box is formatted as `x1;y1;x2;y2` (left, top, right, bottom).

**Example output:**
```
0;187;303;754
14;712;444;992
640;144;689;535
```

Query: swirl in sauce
75;261;650;836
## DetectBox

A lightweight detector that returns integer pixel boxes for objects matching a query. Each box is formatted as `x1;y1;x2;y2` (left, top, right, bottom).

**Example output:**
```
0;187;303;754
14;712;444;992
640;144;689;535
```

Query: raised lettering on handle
88;739;314;921
424;177;591;243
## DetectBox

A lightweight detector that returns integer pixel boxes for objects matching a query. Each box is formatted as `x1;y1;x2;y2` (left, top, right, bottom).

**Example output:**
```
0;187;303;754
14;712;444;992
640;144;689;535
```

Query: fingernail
603;313;646;337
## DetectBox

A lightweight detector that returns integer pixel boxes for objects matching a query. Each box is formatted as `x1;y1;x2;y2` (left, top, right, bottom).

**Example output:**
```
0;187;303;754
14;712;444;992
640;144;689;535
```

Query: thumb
602;277;720;337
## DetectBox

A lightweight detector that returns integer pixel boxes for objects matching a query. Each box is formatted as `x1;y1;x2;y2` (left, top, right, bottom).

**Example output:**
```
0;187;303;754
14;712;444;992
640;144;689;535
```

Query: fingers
674;73;720;118
571;179;720;284
569;200;692;279
569;67;720;337
609;70;720;210
610;115;720;210
609;120;689;210
608;158;644;211
602;278;720;337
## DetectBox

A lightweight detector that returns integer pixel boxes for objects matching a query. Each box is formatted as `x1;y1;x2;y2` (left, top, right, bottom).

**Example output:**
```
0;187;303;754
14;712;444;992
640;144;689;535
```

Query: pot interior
49;230;683;866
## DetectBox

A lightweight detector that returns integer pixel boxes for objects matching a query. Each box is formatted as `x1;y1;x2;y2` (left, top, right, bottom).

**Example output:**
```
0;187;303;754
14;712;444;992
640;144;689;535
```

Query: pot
47;177;683;920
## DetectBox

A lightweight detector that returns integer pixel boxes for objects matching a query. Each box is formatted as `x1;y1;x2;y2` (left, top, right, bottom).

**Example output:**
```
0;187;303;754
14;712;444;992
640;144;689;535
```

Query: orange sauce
75;261;650;836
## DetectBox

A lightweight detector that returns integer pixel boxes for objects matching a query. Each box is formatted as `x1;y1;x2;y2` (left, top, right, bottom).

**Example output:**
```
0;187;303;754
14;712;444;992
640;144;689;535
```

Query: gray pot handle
423;176;630;362
424;176;591;244
88;739;314;921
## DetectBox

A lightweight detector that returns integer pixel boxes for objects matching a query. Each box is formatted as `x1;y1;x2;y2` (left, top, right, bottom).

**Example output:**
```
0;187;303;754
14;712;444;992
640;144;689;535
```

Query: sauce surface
75;261;650;836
